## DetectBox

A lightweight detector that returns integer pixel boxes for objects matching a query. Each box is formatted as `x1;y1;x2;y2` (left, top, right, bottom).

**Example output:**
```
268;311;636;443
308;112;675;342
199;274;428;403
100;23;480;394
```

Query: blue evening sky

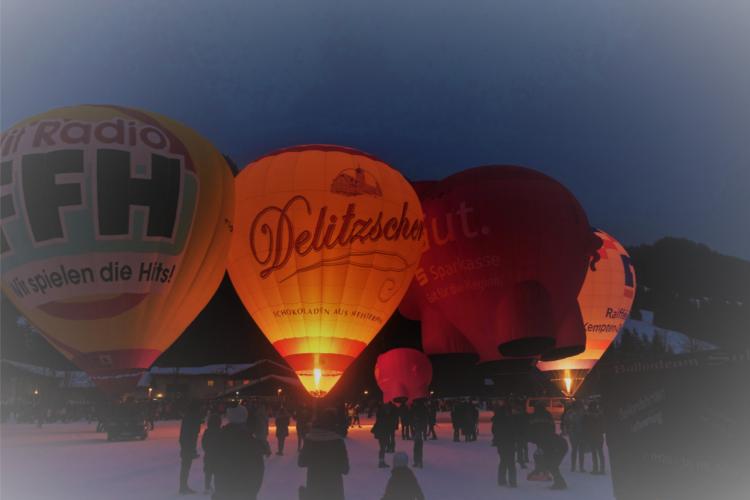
2;0;748;258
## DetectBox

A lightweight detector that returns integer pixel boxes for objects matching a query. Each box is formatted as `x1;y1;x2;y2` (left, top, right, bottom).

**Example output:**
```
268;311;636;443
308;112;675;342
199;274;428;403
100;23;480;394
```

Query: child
381;452;425;500
201;413;222;494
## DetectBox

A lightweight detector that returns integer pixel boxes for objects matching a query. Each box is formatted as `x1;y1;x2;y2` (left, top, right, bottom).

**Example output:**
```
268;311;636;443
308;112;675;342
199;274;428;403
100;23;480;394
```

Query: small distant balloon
375;348;433;403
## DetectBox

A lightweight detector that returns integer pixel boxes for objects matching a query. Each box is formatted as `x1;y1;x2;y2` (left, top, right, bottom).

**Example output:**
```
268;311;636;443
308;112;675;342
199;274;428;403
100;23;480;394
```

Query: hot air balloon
227;145;424;397
375;348;433;403
0;105;234;396
537;229;636;395
398;181;478;360
409;166;601;361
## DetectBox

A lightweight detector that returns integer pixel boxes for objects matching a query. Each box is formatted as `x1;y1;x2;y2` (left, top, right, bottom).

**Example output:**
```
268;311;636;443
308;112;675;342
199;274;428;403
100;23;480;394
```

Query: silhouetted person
411;400;428;468
296;406;311;451
450;402;462;442
562;400;585;472
381;452;425;500
399;402;411;440
541;431;569;490
213;405;270;500
427;401;437;440
492;402;518;488
511;400;529;468
179;401;204;495
201;413;222;494
372;403;396;468
527;401;555;479
298;409;350;500
584;401;606;474
275;406;290;455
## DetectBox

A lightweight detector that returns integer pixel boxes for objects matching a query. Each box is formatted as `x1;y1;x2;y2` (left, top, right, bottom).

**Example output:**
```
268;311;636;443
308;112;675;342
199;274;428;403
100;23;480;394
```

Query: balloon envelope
0;105;234;396
227;145;424;397
538;229;636;373
398;181;477;359
410;166;600;361
375;348;433;403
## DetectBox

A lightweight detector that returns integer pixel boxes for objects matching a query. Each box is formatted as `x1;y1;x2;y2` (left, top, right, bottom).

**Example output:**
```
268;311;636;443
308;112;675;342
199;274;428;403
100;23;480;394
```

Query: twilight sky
2;0;749;258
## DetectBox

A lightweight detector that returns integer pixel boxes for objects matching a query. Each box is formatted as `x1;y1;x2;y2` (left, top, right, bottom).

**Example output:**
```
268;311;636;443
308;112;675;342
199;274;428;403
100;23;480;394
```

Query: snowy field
1;419;614;500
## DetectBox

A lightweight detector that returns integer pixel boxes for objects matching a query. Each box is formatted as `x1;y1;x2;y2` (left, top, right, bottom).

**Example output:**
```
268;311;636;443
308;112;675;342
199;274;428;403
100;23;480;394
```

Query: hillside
627;238;749;350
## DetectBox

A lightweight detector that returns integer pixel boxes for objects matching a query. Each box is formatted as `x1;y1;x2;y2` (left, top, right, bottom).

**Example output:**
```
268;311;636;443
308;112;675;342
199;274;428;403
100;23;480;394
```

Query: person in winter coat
491;402;518;488
527;401;556;480
296;406;311;452
275;406;291;456
511;400;529;469
527;401;555;446
411;400;429;468
213;405;271;500
562;400;586;472
583;401;606;474
372;403;396;468
298;408;350;500
389;403;399;453
381;452;425;500
179;400;204;495
201;413;222;494
540;431;569;490
398;402;412;440
427;402;437;440
450;403;462;442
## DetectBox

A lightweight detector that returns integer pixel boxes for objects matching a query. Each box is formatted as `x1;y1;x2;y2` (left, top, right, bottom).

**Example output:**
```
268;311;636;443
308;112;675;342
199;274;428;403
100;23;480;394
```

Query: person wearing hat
381;452;425;500
298;408;350;500
212;405;270;500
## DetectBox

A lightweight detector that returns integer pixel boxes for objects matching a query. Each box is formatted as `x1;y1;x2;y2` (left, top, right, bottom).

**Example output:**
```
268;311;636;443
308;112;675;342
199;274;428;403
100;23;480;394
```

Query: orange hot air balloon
375;348;433;403
537;229;636;394
0;105;234;396
228;145;424;397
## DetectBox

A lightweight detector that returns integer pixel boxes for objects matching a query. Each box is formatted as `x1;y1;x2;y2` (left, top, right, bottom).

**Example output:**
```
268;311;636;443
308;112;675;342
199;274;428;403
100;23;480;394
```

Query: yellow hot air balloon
537;228;636;395
0;105;234;396
228;145;424;397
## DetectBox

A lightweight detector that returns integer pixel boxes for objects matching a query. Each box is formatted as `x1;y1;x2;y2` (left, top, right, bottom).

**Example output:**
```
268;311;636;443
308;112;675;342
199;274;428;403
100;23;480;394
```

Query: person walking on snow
201;413;222;494
492;401;518;488
213;405;270;500
275;406;291;456
298;409;350;500
179;400;204;495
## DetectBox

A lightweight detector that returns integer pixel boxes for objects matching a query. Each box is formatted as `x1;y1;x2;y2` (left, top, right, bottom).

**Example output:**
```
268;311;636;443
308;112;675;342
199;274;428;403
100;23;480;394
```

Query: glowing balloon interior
228;145;424;397
0;105;234;396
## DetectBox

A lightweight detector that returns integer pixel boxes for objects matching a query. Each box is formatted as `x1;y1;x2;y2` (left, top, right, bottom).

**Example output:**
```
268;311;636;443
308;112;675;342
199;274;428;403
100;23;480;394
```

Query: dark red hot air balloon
410;166;601;361
374;348;433;403
399;181;479;359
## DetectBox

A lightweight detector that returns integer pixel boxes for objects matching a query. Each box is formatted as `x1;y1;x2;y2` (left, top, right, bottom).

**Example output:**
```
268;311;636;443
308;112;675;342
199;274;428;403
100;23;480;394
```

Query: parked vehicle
106;416;149;441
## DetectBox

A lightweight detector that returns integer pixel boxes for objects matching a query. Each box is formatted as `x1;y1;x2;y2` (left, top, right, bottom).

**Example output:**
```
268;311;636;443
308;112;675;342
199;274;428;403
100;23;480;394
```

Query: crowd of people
171;395;606;499
3;393;607;499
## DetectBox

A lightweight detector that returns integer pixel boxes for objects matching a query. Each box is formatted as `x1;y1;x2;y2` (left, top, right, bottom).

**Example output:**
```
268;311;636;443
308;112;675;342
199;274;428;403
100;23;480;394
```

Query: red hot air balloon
398;181;478;359
375;348;433;403
411;166;601;361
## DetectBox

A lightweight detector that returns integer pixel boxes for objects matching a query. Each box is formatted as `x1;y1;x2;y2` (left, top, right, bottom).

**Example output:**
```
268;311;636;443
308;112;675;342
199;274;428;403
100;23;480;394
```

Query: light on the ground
155;392;164;399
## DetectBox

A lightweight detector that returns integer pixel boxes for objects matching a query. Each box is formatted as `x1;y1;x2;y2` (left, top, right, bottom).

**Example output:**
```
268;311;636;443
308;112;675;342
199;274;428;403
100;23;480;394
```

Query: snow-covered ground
1;419;614;500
